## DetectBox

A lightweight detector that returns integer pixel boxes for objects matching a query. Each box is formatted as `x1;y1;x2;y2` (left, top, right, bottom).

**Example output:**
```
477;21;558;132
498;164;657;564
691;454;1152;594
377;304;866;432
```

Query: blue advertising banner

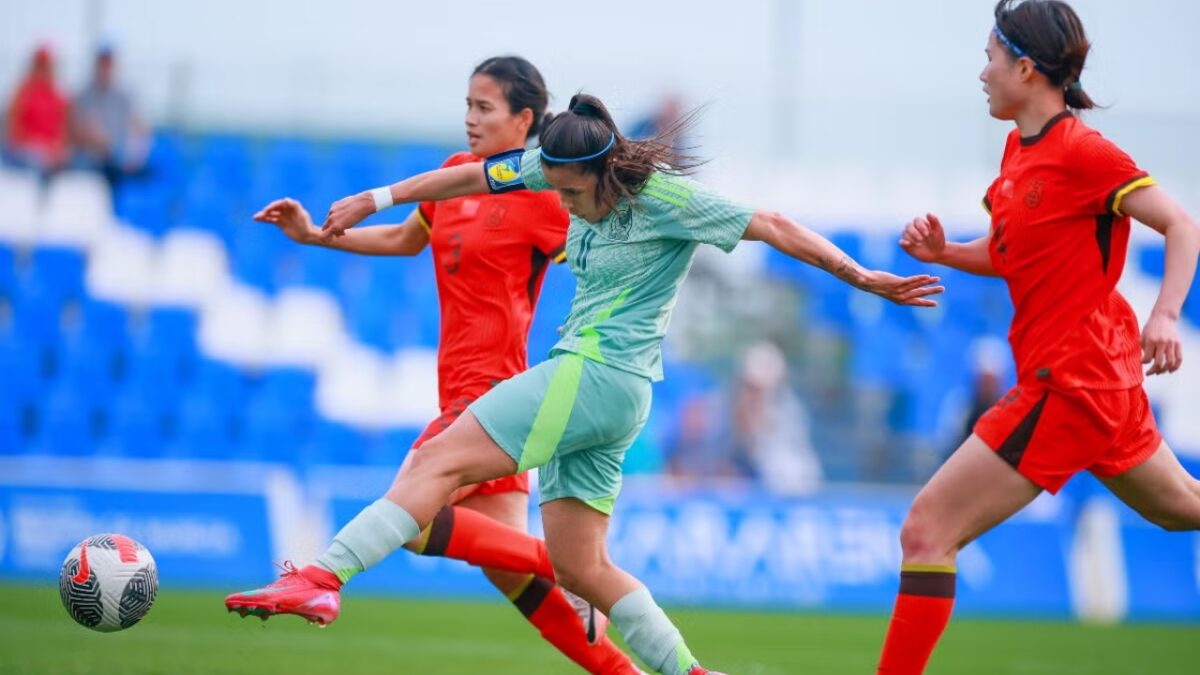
0;458;280;587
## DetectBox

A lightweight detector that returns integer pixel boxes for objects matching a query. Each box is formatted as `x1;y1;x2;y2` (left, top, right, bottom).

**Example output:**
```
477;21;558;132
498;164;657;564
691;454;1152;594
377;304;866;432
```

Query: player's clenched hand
253;198;318;244
1142;310;1182;376
321;192;375;241
899;213;947;263
862;271;944;307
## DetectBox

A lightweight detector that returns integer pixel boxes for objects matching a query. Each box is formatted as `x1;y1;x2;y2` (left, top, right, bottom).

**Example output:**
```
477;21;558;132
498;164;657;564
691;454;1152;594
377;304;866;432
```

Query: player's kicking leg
224;411;517;625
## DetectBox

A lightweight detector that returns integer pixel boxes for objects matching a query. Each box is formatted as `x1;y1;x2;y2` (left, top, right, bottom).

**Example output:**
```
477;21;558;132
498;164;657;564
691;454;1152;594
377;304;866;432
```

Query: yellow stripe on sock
410;526;432;555
505;574;536;602
901;563;957;574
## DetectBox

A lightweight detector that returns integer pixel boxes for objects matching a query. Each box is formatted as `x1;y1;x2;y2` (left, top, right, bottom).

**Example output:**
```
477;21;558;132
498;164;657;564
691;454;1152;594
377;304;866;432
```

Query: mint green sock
314;498;419;584
609;587;698;675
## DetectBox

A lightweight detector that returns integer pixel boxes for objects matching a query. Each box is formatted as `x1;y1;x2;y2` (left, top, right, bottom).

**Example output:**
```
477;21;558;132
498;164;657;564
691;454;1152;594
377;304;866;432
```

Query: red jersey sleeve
418;152;479;231
1070;132;1156;217
529;198;570;264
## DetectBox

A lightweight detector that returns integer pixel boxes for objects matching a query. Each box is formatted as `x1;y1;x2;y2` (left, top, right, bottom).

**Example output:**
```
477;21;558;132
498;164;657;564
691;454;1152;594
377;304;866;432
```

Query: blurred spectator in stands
627;93;689;154
946;336;1010;463
725;340;822;494
70;44;152;189
665;393;734;481
2;44;69;176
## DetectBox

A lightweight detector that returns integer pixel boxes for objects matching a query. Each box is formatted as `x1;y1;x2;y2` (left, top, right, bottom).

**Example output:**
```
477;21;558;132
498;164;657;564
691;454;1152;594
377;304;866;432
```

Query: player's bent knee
899;506;952;562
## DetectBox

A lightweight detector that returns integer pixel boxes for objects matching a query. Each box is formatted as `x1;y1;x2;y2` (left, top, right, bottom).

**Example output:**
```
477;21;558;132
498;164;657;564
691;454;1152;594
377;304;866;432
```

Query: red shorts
412;394;530;503
974;382;1161;493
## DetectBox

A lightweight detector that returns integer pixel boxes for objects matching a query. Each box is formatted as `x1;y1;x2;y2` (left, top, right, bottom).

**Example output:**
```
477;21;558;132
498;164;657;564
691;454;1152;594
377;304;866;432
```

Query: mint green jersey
517;148;754;381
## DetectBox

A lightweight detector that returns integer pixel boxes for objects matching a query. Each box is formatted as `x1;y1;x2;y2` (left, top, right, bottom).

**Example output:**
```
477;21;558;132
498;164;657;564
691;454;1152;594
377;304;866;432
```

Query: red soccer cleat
225;562;342;626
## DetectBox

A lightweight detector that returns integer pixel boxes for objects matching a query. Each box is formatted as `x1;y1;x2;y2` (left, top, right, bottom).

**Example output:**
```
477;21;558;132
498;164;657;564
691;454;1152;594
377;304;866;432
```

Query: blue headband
993;25;1050;76
540;132;616;163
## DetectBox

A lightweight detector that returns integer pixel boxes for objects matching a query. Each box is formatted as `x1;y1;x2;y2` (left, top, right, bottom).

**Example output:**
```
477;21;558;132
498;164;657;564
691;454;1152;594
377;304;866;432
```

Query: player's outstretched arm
253;198;430;256
744;210;944;307
321;162;489;240
1120;185;1200;375
899;212;999;277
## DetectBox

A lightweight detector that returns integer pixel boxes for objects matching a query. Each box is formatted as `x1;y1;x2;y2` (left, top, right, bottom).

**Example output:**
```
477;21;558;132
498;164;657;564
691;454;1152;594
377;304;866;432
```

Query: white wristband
369;186;394;213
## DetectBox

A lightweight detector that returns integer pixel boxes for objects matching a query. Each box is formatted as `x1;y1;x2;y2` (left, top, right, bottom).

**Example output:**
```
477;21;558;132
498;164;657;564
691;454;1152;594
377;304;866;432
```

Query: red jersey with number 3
417;152;569;410
983;112;1156;389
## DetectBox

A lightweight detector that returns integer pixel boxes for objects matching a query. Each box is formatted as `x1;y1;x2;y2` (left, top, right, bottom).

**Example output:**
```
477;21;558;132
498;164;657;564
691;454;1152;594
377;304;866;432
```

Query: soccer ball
59;534;158;632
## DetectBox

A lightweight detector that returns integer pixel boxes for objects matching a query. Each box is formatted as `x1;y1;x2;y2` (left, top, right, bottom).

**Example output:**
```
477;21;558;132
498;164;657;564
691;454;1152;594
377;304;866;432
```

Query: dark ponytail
994;0;1096;110
472;56;551;139
538;93;704;209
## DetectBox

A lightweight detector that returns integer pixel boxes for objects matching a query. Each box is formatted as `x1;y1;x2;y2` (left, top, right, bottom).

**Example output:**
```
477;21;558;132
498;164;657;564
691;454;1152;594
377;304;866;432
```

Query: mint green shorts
468;353;652;515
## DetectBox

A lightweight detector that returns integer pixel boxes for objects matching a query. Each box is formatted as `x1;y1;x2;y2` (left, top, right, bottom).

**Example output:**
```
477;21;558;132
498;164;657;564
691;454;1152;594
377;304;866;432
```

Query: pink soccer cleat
225;562;342;626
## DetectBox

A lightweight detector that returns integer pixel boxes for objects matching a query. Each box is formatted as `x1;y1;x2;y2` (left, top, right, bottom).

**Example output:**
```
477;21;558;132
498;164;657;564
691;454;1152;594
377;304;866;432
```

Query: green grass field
0;582;1196;674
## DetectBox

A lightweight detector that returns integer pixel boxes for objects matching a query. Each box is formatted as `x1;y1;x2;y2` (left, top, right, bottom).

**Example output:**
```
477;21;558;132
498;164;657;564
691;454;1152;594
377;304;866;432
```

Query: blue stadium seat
171;390;237;458
1139;244;1165;279
123;341;192;412
191;359;251;409
259;368;317;409
0;397;22;454
328;140;384;189
0;244;15;299
196;134;252;191
31;385;95;456
0;332;45;409
229;224;289;293
72;299;130;352
240;392;307;463
10;289;64;347
54;335;120;401
104;391;166;458
368;428;420;467
26;247;85;303
115;181;173;236
308;420;368;465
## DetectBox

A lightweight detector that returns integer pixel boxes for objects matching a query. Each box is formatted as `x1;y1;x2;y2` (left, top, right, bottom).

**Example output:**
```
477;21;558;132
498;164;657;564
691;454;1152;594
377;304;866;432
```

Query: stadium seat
103;390;166;458
0;396;22;454
72;299;131;352
169;390;238;459
0;244;16;299
31;385;95;456
308;420;368;465
54;334;120;401
10;286;64;347
152;228;230;306
86;227;158;306
39;171;113;247
0;169;41;245
26;247;85;303
1138;243;1165;279
264;288;346;367
0;332;45;412
195;134;252;192
196;285;272;365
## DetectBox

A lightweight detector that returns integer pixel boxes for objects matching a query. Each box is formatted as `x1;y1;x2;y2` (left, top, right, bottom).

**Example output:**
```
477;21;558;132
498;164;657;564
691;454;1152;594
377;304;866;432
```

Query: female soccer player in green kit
229;93;944;675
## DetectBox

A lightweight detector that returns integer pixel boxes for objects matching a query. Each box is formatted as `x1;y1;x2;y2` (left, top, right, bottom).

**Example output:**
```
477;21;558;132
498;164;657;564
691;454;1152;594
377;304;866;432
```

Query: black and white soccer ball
59;534;158;632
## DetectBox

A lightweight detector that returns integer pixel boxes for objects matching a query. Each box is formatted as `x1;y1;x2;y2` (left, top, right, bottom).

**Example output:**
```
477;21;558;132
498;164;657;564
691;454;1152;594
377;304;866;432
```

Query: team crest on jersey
1024;178;1044;209
484;150;524;193
607;203;634;241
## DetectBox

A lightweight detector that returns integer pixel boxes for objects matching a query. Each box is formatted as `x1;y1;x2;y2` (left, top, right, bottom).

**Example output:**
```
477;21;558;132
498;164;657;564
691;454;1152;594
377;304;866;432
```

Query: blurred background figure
69;44;152;190
726;340;822;494
627;93;688;153
949;336;1010;463
2;44;69;177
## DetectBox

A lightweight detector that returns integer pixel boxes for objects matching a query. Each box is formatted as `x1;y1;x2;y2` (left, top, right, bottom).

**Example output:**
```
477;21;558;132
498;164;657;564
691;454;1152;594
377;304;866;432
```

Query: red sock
417;505;556;580
512;576;640;675
877;565;956;675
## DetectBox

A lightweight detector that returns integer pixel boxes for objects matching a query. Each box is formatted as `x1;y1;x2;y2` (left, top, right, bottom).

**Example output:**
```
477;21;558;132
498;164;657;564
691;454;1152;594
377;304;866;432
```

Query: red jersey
984;112;1156;389
417;152;568;410
8;78;68;155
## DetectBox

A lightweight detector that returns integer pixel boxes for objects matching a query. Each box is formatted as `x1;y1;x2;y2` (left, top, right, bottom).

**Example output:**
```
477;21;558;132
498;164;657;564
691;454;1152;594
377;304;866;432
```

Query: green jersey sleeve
646;174;754;253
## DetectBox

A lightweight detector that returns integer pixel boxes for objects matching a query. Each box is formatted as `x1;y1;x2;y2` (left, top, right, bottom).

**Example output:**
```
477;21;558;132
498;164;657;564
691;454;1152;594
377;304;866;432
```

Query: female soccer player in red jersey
241;57;640;674
877;2;1200;672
